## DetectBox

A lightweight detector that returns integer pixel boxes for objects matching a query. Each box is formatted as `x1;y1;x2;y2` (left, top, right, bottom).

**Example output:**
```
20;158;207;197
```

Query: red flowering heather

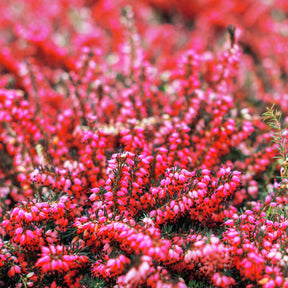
0;0;288;287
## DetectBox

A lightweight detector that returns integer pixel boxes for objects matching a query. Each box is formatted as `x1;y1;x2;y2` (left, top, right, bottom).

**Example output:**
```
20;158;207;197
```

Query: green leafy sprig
262;104;287;161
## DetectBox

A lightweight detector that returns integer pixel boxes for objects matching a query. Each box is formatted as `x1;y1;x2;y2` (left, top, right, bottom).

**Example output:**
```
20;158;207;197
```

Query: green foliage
265;205;288;221
187;279;214;288
80;275;106;288
262;104;287;161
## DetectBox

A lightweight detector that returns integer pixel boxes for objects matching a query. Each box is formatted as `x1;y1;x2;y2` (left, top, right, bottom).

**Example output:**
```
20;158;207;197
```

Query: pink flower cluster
0;0;288;287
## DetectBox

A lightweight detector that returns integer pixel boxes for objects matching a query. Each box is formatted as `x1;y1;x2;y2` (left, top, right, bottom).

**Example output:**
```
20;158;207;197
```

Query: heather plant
0;0;288;288
263;105;287;163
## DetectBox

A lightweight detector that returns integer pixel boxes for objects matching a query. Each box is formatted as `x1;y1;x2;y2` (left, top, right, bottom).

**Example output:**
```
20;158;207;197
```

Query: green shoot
262;104;287;162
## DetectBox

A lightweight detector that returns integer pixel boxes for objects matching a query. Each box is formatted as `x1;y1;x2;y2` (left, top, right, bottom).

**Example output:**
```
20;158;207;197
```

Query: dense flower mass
0;0;288;287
